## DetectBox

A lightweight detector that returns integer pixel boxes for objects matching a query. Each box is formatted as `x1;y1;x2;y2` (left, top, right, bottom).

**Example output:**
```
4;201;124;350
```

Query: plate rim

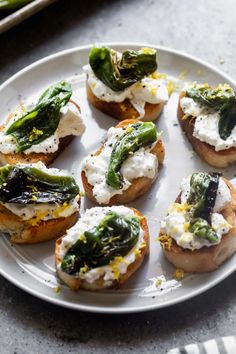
0;42;236;314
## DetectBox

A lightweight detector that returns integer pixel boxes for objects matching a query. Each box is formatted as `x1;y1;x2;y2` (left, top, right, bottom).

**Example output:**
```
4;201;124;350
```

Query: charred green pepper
0;164;79;204
187;172;220;243
106;122;157;189
6;81;72;152
89;46;157;92
186;83;236;140
61;211;140;275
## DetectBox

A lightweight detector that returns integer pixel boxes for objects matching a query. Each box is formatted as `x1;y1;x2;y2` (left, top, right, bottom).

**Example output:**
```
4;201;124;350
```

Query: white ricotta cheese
2;196;79;222
180;95;236;151
180;96;204;117
161;203;231;250
82;125;158;204
83;64;168;118
59;206;145;287
0;101;85;155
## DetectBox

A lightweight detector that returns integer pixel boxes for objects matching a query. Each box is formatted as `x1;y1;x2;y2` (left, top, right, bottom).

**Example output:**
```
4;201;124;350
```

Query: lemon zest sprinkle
30;210;48;226
149;72;167;80
29;127;44;142
156;278;162;286
141;47;156;55
179;70;187;81
158;234;173;251
53;286;61;294
167;80;175;95
139;241;146;249
173;269;185;281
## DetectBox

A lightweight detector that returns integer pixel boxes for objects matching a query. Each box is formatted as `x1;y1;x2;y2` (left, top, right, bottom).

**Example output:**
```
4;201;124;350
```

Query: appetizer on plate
0;81;85;166
84;46;169;121
56;205;149;290
0;162;80;244
178;82;236;167
159;172;236;272
81;119;165;205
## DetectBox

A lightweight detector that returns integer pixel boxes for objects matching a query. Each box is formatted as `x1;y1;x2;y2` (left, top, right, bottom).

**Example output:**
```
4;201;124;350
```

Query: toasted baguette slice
55;208;149;291
0;202;79;244
0;100;81;166
178;91;236;168
87;83;165;122
159;179;236;273
81;119;165;205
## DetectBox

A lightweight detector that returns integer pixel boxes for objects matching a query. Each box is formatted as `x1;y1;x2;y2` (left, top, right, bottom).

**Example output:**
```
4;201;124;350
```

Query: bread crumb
219;58;225;65
54;286;61;294
179;70;187;81
173;268;185;281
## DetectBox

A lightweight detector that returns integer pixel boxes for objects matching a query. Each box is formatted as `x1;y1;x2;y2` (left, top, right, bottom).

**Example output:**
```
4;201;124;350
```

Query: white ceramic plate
0;43;236;314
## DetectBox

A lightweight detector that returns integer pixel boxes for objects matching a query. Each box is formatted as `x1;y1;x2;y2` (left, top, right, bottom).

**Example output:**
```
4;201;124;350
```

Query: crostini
56;205;149;290
178;82;236;167
81;119;165;205
159;172;236;273
0;162;81;244
0;81;85;166
83;46;169;121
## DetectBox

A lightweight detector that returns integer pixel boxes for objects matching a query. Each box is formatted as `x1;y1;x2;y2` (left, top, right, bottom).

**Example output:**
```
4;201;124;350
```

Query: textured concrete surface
0;0;236;353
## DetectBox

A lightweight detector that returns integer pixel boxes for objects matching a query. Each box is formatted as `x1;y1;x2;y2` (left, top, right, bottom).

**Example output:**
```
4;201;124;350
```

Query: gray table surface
0;0;236;353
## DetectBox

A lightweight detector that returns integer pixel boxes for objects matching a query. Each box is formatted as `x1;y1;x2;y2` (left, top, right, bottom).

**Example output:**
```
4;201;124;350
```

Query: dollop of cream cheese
0;162;80;222
59;206;145;287
180;95;236;151
161;176;232;250
82;125;158;204
161;203;231;250
0;101;85;155
83;64;168;118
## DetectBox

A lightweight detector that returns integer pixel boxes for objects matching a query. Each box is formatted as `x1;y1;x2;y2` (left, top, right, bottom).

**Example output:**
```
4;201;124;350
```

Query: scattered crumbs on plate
156;278;163;286
141;275;181;297
219;58;225;65
196;69;203;76
53;286;62;294
167;80;175;95
173;268;185;281
179;70;187;81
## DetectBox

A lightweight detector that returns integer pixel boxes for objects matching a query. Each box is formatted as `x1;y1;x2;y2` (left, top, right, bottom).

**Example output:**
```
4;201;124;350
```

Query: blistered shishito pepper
89;46;157;92
0;164;80;204
6;81;72;152
186;83;236;140
106;122;157;189
61;211;140;275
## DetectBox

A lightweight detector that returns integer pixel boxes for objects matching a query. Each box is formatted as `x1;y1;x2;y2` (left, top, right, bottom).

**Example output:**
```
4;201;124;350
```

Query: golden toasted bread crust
0;200;80;244
87;83;165;122
178;91;236;167
81;119;165;205
159;179;236;273
55;208;149;291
